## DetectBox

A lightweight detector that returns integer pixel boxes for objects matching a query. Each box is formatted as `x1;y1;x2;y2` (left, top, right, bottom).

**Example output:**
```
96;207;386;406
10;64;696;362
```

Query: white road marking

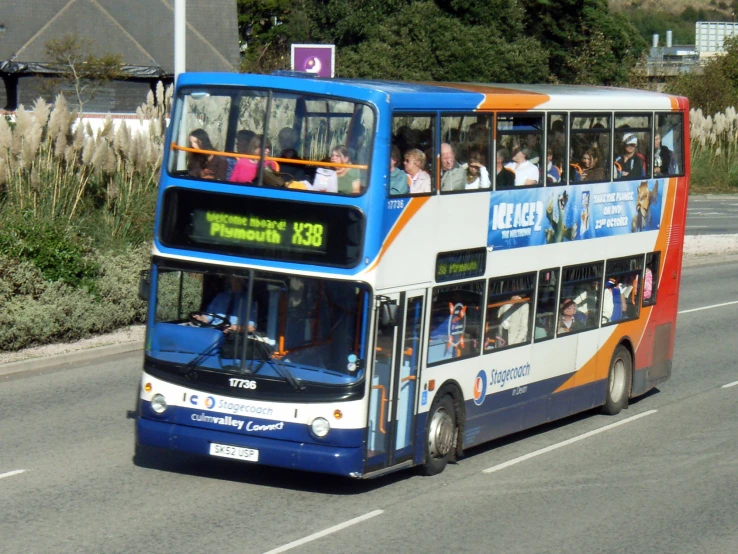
679;300;738;314
0;469;26;480
722;381;738;389
482;410;657;474
263;510;384;554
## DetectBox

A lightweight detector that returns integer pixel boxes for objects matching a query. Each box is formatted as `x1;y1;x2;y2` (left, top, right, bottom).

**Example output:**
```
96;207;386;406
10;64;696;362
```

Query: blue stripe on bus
462;376;607;449
137;417;366;476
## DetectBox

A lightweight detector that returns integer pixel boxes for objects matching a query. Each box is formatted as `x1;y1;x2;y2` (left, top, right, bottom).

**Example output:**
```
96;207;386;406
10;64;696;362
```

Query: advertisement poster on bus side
487;179;665;251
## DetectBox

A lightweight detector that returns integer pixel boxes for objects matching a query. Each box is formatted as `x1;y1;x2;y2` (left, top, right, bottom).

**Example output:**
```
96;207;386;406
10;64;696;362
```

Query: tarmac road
1;260;737;554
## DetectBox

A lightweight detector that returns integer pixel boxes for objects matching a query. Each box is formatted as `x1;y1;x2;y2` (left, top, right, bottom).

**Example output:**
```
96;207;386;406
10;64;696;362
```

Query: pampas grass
0;86;172;232
690;107;738;192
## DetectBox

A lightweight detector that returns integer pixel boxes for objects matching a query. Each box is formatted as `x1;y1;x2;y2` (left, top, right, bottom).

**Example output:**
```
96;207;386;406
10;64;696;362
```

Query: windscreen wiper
249;334;305;391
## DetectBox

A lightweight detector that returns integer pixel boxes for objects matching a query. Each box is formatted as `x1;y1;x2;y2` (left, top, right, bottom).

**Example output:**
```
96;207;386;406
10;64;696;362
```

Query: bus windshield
148;266;369;386
166;87;374;195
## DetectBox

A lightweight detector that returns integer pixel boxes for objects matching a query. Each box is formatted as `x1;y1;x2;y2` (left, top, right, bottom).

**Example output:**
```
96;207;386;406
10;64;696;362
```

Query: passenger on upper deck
505;147;539;187
389;145;410;195
332;145;362;194
226;130;255;179
546;148;562;184
187;129;228;181
464;151;491;190
229;135;277;184
615;134;645;180
348;122;369;165
440;143;466;192
403;149;431;194
278;127;299;154
653;133;674;176
305;145;361;194
495;149;516;190
580;148;606;182
275;127;308;181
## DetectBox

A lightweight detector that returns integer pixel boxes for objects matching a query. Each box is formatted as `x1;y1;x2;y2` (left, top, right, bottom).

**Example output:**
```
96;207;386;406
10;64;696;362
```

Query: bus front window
167;87;374;195
149;267;368;387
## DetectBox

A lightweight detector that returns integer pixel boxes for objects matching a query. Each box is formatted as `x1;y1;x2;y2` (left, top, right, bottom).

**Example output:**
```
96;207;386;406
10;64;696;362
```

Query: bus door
366;290;426;472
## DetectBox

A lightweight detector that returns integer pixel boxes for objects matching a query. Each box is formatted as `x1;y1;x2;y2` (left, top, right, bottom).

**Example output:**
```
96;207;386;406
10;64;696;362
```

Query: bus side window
496;114;544;188
392;114;436;196
614;114;651;180
534;269;559;341
559;262;603;334
440;114;492;193
642;251;660;307
655;113;684;177
427;281;484;365
485;272;536;351
546;114;567;186
570;114;611;184
603;256;643;325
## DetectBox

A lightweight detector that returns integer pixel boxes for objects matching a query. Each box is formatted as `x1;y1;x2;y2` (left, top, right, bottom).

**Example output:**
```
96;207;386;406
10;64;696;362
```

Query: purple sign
291;44;335;78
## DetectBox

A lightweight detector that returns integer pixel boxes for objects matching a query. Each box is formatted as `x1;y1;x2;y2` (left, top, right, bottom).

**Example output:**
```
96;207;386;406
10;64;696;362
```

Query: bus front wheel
602;345;632;415
421;394;456;476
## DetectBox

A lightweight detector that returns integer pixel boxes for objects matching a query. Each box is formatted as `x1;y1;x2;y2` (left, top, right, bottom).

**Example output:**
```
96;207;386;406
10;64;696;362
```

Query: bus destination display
435;248;487;282
160;188;365;267
190;210;327;253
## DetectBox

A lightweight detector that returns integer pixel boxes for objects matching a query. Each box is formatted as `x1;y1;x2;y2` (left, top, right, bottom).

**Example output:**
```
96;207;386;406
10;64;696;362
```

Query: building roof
0;0;240;75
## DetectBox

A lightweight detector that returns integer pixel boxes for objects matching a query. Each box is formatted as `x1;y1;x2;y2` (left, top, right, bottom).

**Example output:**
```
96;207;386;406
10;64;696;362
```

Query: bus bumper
136;416;365;477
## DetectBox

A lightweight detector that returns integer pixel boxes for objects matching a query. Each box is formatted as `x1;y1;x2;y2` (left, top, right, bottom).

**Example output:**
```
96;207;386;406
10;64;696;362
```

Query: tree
44;34;123;114
520;0;647;85
237;0;312;73
668;36;738;114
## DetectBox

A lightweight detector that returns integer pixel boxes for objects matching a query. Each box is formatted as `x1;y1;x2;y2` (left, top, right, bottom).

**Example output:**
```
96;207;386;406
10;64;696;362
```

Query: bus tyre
421;394;456;476
602;345;632;415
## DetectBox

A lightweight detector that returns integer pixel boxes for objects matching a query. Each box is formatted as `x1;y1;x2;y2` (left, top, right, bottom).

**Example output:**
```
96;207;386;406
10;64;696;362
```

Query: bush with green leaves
0;212;98;289
0;244;149;351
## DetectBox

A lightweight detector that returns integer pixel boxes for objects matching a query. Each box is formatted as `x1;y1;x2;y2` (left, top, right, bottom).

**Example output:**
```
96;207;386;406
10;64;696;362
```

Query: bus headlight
310;417;330;438
151;394;168;414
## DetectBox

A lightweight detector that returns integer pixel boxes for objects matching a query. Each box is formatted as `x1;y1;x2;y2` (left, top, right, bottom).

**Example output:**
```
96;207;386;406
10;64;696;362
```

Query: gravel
1;234;737;366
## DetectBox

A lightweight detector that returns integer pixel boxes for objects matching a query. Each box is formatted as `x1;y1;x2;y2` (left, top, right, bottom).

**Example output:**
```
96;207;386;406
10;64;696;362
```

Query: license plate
209;443;259;462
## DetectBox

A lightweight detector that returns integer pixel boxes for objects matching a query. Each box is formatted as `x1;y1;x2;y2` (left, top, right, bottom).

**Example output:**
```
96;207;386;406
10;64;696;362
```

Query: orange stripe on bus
364;197;430;273
553;179;677;392
429;83;550;111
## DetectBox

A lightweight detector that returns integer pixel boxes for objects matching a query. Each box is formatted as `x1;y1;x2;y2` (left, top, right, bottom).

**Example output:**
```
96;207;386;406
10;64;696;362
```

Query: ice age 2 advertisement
487;179;664;251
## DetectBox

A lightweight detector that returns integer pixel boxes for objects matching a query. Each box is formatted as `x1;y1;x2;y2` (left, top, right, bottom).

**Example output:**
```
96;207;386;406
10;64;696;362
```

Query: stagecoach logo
473;370;487;406
205;395;216;409
447;303;467;350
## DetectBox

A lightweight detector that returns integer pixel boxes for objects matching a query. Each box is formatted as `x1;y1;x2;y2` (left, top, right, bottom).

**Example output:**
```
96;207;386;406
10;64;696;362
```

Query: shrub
0;244;150;351
0;212;98;289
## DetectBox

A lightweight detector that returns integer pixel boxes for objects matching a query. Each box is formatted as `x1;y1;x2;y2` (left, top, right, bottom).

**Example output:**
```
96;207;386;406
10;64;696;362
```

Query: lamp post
174;0;186;83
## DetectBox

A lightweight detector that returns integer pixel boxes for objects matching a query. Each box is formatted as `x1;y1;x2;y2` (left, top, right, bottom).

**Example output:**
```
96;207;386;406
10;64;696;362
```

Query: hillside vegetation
612;0;737;44
610;0;735;16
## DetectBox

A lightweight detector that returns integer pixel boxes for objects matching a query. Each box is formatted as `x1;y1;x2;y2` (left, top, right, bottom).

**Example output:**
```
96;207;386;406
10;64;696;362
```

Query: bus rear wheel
602;345;632;415
421;394;456;476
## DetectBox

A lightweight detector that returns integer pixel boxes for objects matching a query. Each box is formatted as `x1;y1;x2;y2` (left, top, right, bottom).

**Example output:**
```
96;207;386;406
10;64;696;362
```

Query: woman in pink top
230;135;276;184
403;148;431;194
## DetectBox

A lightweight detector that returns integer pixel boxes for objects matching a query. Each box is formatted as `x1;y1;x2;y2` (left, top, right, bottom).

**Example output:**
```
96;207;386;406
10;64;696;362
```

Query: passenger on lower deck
558;299;583;334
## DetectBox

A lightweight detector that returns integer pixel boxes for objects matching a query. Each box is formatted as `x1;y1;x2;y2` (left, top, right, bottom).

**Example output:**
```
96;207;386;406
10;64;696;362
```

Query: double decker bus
135;72;689;478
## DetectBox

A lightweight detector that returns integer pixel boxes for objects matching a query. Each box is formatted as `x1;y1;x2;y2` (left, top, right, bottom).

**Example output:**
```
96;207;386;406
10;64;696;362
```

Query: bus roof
176;72;686;112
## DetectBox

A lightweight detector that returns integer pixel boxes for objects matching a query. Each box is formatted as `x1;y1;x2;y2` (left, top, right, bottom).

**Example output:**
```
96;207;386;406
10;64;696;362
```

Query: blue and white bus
136;72;689;478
